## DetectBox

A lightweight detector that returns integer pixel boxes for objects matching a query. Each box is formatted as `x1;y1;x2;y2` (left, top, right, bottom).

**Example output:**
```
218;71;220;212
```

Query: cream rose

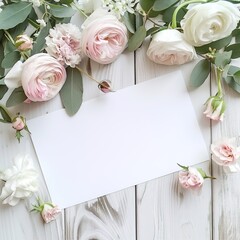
5;53;67;102
0;154;38;206
179;167;204;189
45;23;82;67
211;138;240;166
147;29;197;65
81;8;128;64
181;1;240;46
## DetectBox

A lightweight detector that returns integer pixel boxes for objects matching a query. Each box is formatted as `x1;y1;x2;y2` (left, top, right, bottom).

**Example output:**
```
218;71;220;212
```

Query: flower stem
76;66;100;84
216;67;223;97
4;30;15;46
72;2;88;18
171;0;208;29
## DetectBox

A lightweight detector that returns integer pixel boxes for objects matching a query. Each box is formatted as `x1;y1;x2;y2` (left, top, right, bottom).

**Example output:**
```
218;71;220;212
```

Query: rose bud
41;203;61;223
15;35;33;51
98;80;113;93
12;116;25;131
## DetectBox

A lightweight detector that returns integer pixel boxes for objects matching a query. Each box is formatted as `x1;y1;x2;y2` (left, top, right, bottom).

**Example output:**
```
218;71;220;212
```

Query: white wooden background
1;35;239;240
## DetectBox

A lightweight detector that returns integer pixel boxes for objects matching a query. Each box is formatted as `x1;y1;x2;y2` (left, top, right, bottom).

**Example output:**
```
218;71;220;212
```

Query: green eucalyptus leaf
0;2;32;30
32;22;51;54
225;43;240;59
60;67;83;116
140;0;156;12
9;18;29;38
233;71;240;84
146;26;161;36
162;6;187;25
123;12;135;33
6;87;27;107
0;105;12;123
196;35;232;54
0;43;4;77
190;59;210;88
0;85;8;100
49;4;76;18
135;12;144;30
128;25;146;52
60;0;74;4
215;51;232;68
224;65;240;93
153;0;180;11
4;40;15;55
1;51;20;69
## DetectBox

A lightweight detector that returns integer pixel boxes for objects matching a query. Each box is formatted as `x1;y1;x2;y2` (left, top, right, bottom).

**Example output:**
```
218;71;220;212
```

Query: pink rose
22;53;66;102
41;203;61;223
203;97;225;121
15;34;33;51
147;29;197;65
45;23;82;67
12;116;25;131
179;167;204;189
81;8;128;64
211;138;240;166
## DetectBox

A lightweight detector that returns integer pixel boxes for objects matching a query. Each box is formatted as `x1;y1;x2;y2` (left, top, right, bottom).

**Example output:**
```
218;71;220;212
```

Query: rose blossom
203;97;225;121
81;8;128;64
45;23;82;67
5;53;67;102
12;116;25;131
0;154;38;206
15;34;33;51
181;1;240;46
41;203;61;223
179;167;204;189
211;138;240;166
147;29;197;65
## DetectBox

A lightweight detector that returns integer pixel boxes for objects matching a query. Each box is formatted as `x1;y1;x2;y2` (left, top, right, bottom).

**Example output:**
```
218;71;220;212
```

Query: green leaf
224;65;240;93
49;4;76;18
1;51;20;69
162;6;187;25
233;71;240;84
190;59;210;88
196;35;232;54
135;12;144;30
0;42;4;77
123;12;135;34
6;87;27;107
146;26;161;36
0;2;32;30
177;163;188;171
0;85;8;100
60;67;83;116
60;0;74;4
128;26;146;52
32;22;51;54
225;43;240;59
140;0;156;12
0;105;12;123
153;0;180;11
9;18;29;38
215;51;232;68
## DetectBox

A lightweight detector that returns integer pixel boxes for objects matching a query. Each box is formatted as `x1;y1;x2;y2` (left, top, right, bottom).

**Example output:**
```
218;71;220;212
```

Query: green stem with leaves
171;0;208;29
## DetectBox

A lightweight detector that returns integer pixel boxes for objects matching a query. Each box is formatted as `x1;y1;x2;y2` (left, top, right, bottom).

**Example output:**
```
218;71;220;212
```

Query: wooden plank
135;38;212;239
212;79;240;240
65;51;136;240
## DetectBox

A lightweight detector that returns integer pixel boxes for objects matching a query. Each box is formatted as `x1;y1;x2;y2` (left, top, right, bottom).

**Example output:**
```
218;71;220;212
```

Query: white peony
181;1;240;46
0;154;38;206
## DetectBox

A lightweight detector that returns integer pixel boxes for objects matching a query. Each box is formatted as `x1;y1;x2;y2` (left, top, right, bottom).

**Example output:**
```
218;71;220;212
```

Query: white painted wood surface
0;38;238;240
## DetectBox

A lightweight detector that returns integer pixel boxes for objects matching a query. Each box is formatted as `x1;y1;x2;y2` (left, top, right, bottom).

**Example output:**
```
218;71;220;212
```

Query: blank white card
28;70;209;209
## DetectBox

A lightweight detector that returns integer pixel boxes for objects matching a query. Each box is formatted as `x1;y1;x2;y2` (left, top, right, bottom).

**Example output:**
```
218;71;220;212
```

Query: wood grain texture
212;77;240;240
135;38;212;240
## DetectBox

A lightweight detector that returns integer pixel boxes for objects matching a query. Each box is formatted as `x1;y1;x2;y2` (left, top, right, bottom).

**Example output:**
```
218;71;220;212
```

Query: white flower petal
4;61;23;88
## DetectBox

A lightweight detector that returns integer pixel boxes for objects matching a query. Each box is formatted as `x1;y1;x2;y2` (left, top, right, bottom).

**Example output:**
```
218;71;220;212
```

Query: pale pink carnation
179;167;204;189
81;8;128;64
211;138;240;166
46;23;82;67
41;203;61;223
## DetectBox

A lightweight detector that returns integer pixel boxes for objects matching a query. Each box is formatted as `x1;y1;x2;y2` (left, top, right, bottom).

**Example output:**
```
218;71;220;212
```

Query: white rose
0;154;38;206
181;1;240;46
147;29;197;65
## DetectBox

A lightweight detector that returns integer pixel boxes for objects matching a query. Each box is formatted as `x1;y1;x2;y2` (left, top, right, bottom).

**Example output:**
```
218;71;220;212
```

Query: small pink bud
15;35;33;51
98;80;113;93
12;116;25;131
41;203;61;223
